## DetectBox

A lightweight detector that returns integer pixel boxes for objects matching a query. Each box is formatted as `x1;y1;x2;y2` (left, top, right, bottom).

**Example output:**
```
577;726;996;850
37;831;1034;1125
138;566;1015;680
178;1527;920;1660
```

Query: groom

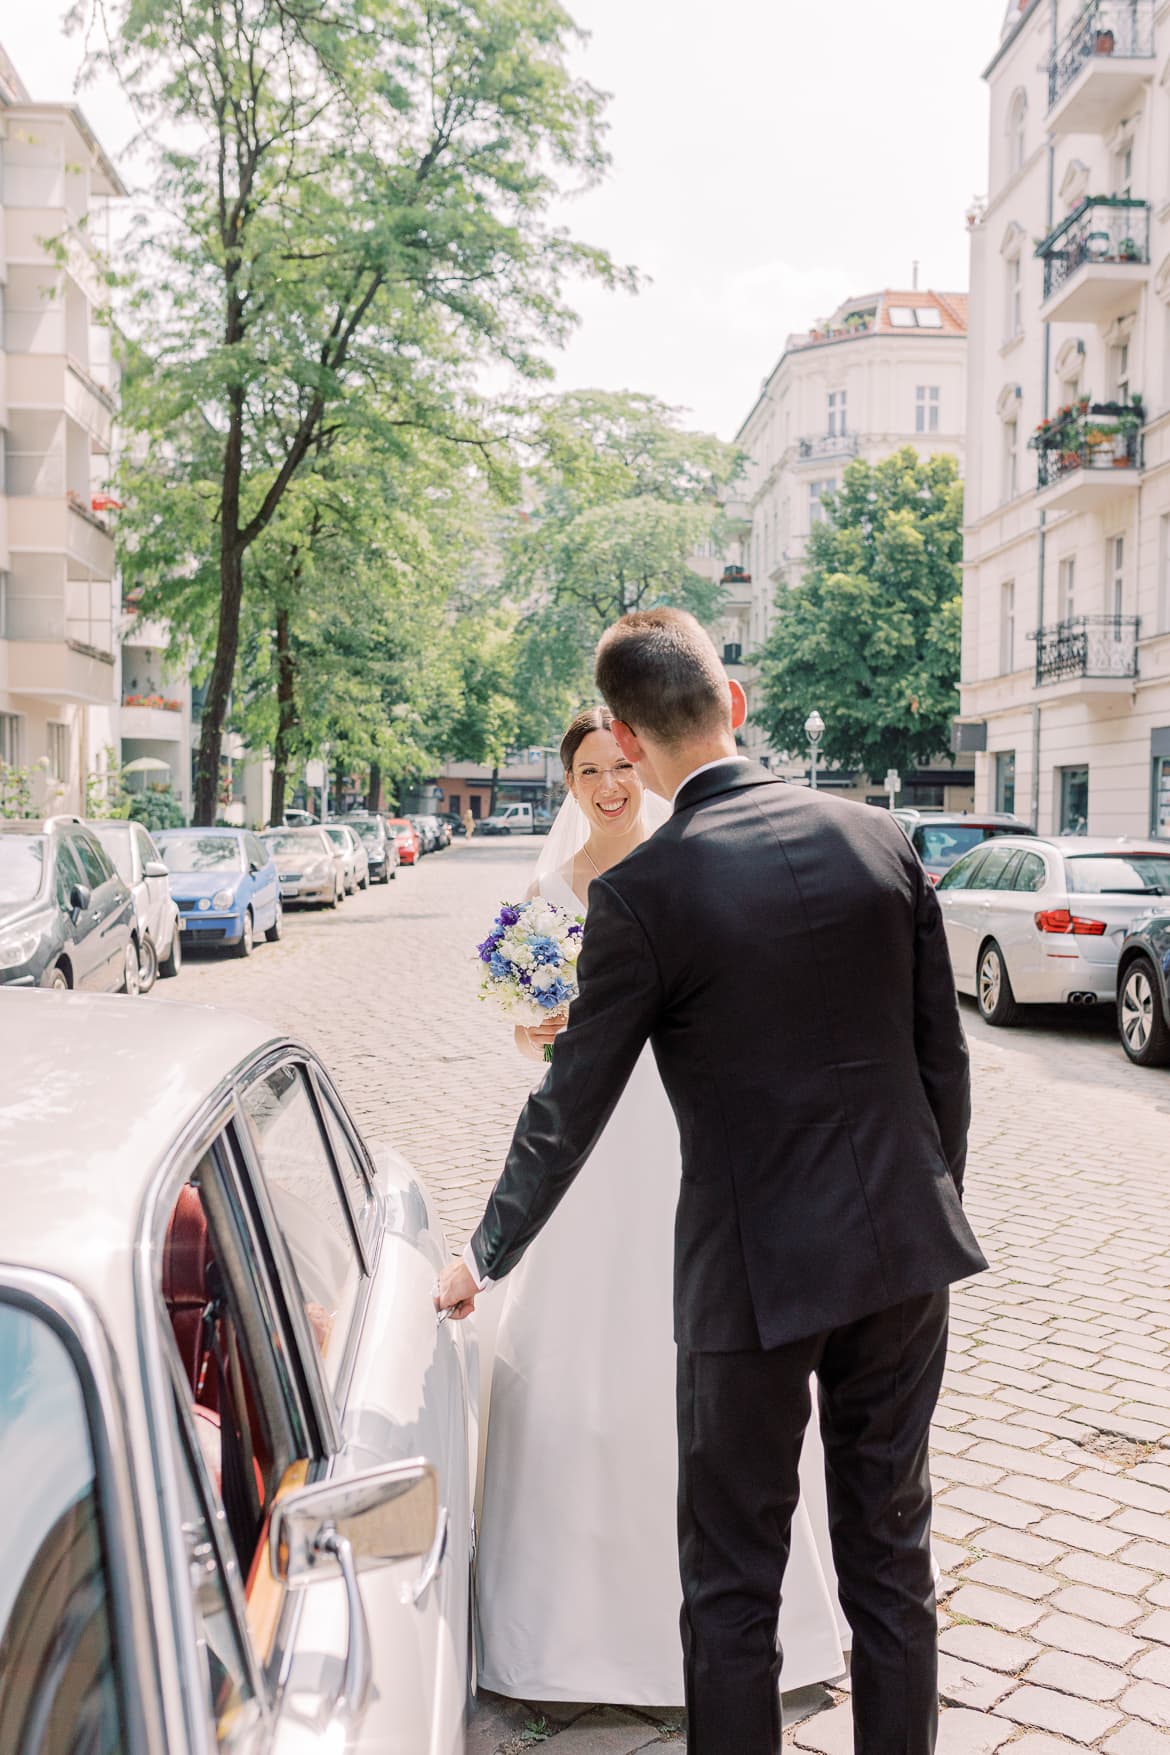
438;608;985;1755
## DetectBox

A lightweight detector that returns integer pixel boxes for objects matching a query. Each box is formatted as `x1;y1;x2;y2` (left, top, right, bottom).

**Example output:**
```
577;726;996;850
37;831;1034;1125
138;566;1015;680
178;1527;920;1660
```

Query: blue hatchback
154;827;281;958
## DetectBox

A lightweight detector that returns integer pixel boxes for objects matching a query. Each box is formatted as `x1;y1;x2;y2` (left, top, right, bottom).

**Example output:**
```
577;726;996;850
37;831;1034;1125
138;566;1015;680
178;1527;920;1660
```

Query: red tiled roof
787;289;968;353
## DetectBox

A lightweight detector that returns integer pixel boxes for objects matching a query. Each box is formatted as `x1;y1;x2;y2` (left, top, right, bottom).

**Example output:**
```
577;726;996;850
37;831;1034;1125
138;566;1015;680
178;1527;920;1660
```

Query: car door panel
53;837;99;987
937;848;992;990
69;833;127;990
997;851;1050;1001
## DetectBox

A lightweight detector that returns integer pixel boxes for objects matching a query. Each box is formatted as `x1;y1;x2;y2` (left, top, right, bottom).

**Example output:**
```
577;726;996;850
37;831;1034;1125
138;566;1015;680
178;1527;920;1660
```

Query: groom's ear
728;679;748;731
611;719;643;762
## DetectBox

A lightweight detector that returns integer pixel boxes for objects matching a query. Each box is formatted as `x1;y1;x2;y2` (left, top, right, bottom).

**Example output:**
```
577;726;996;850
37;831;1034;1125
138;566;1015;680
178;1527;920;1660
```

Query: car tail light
928;871;941;885
1034;907;1108;936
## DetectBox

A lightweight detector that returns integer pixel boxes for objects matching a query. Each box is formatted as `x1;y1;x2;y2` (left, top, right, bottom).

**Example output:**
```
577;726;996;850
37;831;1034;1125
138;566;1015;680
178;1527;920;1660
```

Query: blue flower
477;927;505;963
488;950;512;981
529;934;562;966
535;977;572;1011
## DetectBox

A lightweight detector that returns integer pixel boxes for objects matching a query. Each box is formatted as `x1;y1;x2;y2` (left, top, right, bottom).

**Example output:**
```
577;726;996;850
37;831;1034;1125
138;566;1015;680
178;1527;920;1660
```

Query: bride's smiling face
567;728;644;838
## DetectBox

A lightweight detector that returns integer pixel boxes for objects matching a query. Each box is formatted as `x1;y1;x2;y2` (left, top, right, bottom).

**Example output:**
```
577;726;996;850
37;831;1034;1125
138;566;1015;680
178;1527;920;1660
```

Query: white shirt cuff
463;1241;493;1291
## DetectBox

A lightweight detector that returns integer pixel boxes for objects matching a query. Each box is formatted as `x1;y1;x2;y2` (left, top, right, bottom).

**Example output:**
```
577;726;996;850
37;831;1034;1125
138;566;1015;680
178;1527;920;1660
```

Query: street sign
884;770;901;810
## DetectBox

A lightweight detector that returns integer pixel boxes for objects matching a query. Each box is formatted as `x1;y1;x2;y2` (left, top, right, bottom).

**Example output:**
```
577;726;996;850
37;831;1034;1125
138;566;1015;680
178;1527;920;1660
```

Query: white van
481;802;536;835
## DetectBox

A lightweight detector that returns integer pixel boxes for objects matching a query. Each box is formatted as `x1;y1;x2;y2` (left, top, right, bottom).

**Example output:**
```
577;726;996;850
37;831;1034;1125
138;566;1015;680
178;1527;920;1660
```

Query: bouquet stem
543;1043;554;1063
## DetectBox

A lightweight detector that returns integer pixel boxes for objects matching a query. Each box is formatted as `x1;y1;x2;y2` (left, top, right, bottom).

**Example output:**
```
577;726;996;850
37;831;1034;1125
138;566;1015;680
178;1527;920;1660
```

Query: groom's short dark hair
595;609;730;746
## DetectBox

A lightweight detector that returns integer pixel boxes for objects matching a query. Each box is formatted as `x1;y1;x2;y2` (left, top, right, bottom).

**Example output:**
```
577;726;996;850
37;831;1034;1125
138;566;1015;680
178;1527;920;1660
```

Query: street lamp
805;710;825;791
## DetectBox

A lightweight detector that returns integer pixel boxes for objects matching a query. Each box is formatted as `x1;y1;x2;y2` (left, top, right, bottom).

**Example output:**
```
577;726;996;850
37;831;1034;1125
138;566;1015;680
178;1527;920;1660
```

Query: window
71;830;112;890
937;847;991;891
969;844;1018;890
55;836;86;909
1115;138;1134;200
1058;555;1077;622
0;712;20;767
1013;851;1048;893
0;572;7;637
1058;765;1090;835
1003;418;1019;501
1007;88;1027;176
916;386;940;434
244;833;267;870
317;1081;376;1244
46;720;70;782
241;1063;361;1390
809;479;836;527
1005;253;1023;342
1111;339;1131;406
1160;515;1170;634
827;390;847;437
1153;749;1170;839
995;750;1017;815
0;1300;128;1753
888;305;944;328
1108;534;1125;620
999;581;1016;674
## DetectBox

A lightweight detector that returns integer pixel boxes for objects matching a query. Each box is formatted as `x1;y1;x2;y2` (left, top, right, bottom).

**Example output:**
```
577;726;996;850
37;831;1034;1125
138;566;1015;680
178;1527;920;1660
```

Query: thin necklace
581;841;603;879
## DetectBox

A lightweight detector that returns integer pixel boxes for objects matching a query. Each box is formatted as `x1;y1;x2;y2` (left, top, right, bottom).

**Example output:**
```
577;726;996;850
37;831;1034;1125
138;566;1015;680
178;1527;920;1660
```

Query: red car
386;816;420;866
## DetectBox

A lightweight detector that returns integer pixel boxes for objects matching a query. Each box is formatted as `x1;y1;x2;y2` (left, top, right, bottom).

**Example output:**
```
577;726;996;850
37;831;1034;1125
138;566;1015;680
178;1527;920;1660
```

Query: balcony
795;434;859;464
1031;400;1144;510
121;695;185;743
1031;615;1140;698
718;564;753;611
1037;198;1150;323
5;355;115;453
1048;0;1155;134
4;586;116;704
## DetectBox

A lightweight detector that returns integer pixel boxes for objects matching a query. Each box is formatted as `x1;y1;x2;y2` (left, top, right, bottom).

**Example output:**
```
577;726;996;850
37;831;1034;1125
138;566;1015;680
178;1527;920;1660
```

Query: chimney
912;261;920;291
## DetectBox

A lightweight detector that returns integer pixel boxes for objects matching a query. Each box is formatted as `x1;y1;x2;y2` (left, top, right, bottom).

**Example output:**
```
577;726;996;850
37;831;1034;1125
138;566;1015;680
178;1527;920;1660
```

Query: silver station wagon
0;991;475;1754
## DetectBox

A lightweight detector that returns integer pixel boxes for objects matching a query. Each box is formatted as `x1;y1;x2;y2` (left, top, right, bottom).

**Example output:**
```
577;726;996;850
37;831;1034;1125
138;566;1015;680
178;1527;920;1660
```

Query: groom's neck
646;732;740;802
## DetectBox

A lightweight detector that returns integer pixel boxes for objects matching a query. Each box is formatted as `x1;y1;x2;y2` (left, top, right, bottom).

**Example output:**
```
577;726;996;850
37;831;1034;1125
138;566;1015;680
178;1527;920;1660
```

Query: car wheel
137;934;159;995
159;926;182;978
42;961;70;991
233;909;254;958
120;938;142;997
265;900;283;944
1118;958;1170;1067
328;882;340;910
360;874;369;890
977;939;1019;1027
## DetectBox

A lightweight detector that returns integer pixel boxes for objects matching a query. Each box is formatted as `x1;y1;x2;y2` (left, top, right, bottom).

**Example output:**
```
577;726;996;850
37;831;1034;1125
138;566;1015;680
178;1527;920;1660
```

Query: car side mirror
144;860;168;880
271;1459;438;1588
69;883;92;914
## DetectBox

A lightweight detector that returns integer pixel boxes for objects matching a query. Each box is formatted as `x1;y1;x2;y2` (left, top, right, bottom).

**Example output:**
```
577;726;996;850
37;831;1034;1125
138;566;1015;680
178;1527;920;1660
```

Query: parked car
936;836;1170;1026
410;815;438;855
387;817;421;866
156;827;282;957
344;812;399;882
283;807;319;826
323;821;369;893
428;814;452;849
87;817;182;991
261;825;345;908
891;808;1036;885
436;812;468;839
0;989;474;1754
479;801;537;836
1116;912;1170;1067
0;816;140;994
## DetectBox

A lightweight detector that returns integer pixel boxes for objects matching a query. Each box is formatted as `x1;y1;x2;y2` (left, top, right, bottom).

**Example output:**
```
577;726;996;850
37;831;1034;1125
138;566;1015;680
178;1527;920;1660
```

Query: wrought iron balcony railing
1048;0;1155;111
1031;615;1140;687
796;433;859;462
1037;196;1150;302
1031;400;1144;488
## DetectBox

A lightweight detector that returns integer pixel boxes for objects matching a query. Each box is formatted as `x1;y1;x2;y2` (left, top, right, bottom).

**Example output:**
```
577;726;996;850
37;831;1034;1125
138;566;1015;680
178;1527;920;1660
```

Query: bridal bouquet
476;897;585;1059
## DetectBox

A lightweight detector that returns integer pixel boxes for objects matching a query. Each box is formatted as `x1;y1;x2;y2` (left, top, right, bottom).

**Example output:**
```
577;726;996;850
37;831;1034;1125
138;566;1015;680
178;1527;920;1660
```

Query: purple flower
476;927;505;963
498;903;521;927
567;922;584;937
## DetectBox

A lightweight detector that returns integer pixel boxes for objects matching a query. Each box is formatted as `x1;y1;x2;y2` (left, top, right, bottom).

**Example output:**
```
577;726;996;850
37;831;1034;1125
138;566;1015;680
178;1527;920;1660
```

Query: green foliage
127;788;188;832
85;747;132;820
753;449;964;780
508;391;745;728
0;764;34;821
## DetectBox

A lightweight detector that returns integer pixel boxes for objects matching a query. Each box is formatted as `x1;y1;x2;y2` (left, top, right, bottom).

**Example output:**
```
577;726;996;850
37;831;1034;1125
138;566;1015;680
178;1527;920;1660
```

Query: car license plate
179;918;189;931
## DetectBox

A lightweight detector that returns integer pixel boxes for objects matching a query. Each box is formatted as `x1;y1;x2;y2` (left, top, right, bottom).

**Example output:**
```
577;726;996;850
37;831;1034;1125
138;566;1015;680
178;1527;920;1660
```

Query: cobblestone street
160;837;1170;1755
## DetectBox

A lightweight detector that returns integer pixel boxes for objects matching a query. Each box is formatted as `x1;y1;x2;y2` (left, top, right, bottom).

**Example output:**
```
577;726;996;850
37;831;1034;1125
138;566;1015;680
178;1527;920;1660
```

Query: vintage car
0;991;475;1753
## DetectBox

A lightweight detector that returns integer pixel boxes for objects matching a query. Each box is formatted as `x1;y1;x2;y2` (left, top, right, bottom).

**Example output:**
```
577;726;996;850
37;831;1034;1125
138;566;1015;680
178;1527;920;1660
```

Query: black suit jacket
471;762;986;1351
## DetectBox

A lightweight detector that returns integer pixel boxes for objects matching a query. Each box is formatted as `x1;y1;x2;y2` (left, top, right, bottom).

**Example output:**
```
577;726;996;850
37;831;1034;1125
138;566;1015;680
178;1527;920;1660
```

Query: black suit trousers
677;1291;949;1755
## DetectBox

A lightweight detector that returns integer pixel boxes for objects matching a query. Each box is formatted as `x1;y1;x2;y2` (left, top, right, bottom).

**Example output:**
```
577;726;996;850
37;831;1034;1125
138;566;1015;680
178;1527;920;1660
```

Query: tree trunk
488;763;500;814
333;757;345;816
366;760;381;812
269;605;297;827
195;541;245;824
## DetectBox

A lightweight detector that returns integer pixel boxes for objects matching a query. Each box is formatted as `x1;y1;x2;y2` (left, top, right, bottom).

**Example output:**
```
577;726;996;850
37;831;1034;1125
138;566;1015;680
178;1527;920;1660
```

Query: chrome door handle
317;1524;372;1719
403;1504;449;1606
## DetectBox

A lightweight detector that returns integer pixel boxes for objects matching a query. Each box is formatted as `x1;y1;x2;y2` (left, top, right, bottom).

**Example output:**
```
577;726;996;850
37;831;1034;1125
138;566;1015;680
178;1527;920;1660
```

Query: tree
98;0;628;821
753;449;964;780
508;390;744;721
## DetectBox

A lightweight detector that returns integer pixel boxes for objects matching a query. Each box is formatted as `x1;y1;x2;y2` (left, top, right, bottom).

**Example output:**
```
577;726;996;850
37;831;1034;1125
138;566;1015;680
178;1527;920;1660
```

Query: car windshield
0;837;45;904
160;835;242;873
387;819;411;832
265;831;327;855
1066;854;1170;896
350;820;382;842
323;828;348;849
915;824;1021;869
89;826;132;882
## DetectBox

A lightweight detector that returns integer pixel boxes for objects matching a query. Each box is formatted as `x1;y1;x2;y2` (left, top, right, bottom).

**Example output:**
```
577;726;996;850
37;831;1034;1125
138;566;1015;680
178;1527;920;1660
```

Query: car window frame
936;846;992;891
236;1052;376;1407
968;844;1018;891
0;1271;163;1755
53;832;86;908
995;850;1026;890
1014;850;1049;894
70;828;115;890
307;1064;381;1270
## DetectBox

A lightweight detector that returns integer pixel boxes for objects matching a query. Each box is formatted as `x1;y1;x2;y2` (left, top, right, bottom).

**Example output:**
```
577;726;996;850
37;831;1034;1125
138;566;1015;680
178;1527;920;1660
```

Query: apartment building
962;0;1170;838
0;47;126;814
732;289;972;804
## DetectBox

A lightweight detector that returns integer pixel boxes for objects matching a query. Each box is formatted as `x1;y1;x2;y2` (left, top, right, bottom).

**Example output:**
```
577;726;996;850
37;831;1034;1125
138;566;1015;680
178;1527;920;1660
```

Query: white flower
530;965;559;991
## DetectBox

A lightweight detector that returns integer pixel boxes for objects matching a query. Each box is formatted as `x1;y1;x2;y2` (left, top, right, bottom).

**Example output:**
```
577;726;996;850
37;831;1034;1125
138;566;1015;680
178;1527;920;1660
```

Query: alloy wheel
123;940;142;997
979;948;1001;1017
1121;968;1153;1055
137;935;158;994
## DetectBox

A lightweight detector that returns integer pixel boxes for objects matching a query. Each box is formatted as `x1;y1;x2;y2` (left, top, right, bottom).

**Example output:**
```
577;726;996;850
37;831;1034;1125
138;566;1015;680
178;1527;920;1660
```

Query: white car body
937;835;1170;1016
263;828;344;907
0;991;475;1754
481;803;535;835
87;818;182;987
323;824;368;894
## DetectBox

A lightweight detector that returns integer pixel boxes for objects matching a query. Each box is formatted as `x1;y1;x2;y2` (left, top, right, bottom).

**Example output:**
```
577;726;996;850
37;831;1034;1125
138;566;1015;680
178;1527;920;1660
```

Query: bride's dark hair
560;706;614;773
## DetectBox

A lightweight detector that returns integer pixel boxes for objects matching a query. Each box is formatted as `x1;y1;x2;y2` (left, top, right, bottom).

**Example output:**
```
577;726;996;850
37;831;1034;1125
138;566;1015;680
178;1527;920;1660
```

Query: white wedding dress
473;865;849;1706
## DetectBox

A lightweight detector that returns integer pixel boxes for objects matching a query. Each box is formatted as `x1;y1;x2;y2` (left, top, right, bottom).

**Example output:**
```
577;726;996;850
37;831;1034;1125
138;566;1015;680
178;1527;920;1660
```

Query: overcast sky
5;0;1009;439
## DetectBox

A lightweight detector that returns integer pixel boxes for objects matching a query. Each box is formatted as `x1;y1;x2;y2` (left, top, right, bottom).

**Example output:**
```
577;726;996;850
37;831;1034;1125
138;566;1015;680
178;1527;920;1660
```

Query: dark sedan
0;816;140;994
1116;913;1170;1067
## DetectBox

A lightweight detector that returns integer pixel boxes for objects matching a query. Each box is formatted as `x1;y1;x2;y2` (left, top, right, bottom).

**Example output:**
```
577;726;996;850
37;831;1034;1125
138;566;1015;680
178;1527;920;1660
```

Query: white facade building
730;290;971;803
963;0;1170;839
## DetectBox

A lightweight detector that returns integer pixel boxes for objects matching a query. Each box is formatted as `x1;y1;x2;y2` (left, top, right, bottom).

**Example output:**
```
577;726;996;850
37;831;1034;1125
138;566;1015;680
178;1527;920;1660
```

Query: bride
473;706;848;1707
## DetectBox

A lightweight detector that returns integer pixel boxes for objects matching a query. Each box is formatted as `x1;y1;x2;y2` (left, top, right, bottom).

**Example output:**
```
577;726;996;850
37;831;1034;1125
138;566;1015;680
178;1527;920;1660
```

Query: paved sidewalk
165;839;1170;1754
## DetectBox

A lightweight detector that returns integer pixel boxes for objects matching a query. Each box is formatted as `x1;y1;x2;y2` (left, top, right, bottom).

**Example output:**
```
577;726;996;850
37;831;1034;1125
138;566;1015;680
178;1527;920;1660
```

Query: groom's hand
435;1259;478;1322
